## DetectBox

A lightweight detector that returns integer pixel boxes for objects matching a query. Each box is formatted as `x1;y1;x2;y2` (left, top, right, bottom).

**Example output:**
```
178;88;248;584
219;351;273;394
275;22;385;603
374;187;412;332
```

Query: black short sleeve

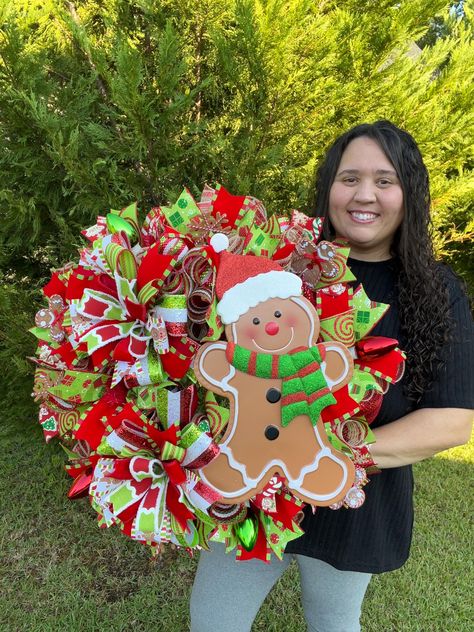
418;269;474;410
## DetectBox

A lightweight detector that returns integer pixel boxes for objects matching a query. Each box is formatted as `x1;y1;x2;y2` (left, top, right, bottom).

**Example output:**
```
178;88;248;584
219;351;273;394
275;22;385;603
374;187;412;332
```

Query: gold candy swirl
58;409;80;437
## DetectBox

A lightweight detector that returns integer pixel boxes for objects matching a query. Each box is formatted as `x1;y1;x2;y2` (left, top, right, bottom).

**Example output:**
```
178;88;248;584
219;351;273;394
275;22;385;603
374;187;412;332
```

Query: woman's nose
265;322;279;336
353;181;377;203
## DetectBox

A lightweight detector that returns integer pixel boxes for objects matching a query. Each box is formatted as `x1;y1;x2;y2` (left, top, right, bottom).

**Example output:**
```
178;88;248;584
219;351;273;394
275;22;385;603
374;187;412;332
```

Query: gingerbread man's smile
252;327;295;353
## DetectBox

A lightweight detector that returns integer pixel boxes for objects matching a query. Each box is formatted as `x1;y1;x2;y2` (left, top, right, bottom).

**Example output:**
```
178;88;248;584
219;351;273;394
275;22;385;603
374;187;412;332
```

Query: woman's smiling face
328;136;405;261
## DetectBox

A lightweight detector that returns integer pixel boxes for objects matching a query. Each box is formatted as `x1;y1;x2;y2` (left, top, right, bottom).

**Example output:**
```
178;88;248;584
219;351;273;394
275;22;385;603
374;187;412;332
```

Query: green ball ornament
234;512;259;552
106;213;136;240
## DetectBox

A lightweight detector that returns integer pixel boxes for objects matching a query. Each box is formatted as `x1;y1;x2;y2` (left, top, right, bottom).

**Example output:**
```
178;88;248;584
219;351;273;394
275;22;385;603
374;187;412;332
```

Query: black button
266;388;281;403
264;425;280;440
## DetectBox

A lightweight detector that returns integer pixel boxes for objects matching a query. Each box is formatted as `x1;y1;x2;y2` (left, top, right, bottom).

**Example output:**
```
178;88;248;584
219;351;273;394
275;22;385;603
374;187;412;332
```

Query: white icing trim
321;343;351;390
290;296;315;345
200;423;350;502
217;271;302;324
196;342;234;393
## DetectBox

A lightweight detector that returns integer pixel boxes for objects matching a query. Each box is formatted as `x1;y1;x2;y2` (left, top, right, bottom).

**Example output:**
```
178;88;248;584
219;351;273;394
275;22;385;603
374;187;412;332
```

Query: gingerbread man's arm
318;342;353;392
193;341;233;398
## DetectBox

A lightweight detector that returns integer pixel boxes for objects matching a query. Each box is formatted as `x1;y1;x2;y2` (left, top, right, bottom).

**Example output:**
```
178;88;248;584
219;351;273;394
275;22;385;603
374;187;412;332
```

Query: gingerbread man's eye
274;311;282;318
252;317;260;325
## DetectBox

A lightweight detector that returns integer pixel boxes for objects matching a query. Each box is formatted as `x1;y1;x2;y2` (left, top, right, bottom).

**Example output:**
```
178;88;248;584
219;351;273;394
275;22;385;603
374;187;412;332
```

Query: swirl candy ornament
30;184;405;561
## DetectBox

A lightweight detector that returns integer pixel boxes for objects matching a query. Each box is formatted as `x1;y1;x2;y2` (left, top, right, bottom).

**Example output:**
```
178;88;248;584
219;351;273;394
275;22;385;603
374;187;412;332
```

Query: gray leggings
190;543;371;632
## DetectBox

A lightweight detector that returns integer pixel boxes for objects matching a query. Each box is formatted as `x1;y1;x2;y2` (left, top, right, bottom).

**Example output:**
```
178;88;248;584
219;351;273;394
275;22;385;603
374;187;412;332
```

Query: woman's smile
347;210;380;223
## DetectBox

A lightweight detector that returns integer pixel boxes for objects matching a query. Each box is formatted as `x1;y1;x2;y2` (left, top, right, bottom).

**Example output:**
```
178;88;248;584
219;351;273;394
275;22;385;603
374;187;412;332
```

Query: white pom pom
210;232;229;253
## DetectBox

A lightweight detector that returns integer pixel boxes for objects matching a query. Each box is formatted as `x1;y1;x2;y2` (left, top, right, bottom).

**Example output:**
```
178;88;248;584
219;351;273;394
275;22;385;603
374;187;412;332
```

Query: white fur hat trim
216;270;302;324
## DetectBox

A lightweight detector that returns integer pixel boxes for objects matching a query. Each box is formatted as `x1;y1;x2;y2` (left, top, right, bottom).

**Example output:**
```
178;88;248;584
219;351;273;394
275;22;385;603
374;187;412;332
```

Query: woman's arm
370;408;474;469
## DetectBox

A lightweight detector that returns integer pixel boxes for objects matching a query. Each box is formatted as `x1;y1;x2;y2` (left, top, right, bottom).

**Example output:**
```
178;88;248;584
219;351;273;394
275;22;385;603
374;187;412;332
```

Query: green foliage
0;0;473;396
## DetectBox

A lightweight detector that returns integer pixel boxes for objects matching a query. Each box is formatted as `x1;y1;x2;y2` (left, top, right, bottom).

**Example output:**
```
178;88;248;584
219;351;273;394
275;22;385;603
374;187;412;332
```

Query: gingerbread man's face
226;296;320;355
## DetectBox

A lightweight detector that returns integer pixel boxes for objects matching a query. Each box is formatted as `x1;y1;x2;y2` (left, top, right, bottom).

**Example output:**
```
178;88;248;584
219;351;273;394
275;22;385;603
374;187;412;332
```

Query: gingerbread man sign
194;247;355;507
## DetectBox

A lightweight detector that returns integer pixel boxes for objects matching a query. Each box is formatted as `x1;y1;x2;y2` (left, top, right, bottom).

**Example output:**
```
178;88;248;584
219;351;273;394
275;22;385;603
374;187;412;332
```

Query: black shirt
285;258;474;573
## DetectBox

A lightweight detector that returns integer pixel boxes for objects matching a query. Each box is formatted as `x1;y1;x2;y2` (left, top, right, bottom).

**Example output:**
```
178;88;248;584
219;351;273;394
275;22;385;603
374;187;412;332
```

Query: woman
190;120;474;631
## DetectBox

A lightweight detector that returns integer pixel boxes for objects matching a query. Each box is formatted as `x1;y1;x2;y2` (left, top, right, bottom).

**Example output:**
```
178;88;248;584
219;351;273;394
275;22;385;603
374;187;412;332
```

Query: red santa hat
215;249;302;325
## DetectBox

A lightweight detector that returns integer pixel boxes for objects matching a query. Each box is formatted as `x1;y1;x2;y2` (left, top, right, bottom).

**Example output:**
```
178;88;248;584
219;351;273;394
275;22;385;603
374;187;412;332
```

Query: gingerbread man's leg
285;420;354;506
199;447;256;502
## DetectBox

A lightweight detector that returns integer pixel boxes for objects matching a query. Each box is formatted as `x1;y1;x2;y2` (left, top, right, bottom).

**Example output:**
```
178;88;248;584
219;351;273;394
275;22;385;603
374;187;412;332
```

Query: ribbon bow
89;417;221;547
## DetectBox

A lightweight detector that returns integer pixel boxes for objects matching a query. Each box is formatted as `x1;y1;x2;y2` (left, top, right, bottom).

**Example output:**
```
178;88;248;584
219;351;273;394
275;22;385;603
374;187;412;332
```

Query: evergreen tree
0;0;473;408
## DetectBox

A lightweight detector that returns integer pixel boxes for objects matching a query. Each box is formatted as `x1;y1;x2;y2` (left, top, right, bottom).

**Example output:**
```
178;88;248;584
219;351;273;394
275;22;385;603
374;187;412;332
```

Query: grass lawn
1;415;472;632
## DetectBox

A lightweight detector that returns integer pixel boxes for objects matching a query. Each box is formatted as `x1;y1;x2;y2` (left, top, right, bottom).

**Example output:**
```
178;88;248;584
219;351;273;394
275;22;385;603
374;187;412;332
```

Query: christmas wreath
31;184;405;562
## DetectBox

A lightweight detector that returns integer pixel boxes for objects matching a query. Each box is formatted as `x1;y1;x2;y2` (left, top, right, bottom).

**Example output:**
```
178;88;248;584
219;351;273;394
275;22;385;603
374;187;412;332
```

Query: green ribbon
201;296;224;342
260;511;304;560
234;202;256;229
148;350;166;384
210;524;239;553
105;242;137;280
48;370;108;402
160;189;201;234
129;380;175;411
349;369;382;403
159;294;186;309
243;215;282;257
324;423;352;454
30;327;54;343
352;285;389;341
179;422;202;448
161;441;186;462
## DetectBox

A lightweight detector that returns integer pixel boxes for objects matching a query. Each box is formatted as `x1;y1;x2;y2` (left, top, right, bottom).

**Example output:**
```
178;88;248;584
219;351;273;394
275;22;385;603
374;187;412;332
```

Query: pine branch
65;1;109;102
194;21;204;122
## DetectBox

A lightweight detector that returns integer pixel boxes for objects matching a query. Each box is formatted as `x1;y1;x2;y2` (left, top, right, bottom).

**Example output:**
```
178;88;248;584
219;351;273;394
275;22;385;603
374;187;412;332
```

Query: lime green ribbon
47;370;108;403
349;369;382;403
161;441;186;462
352;285;389;341
160;189;201;233
243;215;282;257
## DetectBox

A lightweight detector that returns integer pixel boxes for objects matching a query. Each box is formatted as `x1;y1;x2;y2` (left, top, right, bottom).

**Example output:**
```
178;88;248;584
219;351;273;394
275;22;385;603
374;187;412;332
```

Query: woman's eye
274;311;282;318
343;177;357;184
252;317;260;325
378;179;391;186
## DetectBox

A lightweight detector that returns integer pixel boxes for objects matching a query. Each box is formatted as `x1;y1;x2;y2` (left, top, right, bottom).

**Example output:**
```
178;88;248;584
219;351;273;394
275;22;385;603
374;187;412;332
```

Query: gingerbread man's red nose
265;322;279;336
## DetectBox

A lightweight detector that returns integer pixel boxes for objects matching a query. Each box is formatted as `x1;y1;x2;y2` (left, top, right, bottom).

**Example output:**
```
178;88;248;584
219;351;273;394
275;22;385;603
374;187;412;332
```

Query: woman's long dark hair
312;120;449;401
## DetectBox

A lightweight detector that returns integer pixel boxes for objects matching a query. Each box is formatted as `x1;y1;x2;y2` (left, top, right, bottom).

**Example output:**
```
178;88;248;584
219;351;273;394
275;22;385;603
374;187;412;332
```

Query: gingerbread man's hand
318;342;353;392
194;342;232;398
